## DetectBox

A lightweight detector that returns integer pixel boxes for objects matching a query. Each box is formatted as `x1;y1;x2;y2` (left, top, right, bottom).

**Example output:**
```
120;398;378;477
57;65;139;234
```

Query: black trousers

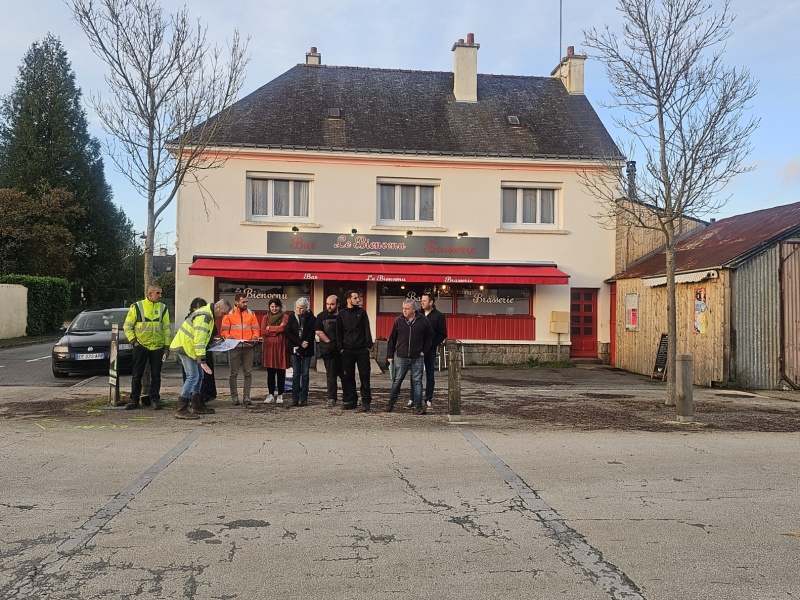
131;345;164;402
322;353;342;402
340;347;372;405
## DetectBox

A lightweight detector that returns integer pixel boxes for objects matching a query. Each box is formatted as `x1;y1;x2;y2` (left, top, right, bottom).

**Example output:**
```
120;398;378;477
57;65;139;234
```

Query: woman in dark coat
261;297;289;404
285;297;316;406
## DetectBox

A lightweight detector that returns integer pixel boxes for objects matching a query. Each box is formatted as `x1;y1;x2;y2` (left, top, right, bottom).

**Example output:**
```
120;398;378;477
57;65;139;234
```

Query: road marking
459;427;646;600
15;428;204;587
26;356;51;362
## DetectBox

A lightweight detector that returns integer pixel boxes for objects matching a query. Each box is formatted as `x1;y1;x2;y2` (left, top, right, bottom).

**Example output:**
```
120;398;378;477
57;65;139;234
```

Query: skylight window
507;115;521;126
328;108;342;118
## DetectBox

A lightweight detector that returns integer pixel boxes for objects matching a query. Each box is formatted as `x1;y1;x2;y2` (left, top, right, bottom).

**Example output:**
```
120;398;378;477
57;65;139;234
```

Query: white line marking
26;356;51;363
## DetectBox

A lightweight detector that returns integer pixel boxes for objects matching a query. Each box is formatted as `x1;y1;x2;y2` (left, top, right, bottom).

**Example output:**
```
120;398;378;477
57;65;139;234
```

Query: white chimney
305;46;321;65
452;33;479;103
551;46;586;95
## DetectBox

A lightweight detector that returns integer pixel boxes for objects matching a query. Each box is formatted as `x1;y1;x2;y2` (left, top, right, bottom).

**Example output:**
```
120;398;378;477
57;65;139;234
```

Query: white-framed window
501;187;559;228
377;181;437;225
248;175;311;221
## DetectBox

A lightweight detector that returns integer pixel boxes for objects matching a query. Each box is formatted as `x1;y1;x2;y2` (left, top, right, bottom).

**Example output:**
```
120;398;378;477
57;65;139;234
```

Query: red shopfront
190;257;570;340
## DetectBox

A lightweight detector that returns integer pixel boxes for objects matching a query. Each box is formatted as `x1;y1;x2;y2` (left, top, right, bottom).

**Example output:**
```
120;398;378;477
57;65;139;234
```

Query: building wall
614;274;728;386
781;242;800;388
730;246;782;389
614;202;706;273
0;284;27;339
176;150;616;347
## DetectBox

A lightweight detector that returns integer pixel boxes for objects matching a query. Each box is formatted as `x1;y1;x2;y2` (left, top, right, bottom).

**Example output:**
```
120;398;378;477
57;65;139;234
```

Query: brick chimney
451;33;480;103
551;45;585;94
305;46;321;65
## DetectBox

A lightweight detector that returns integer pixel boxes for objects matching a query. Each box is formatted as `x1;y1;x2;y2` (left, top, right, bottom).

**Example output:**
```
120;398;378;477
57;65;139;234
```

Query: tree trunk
664;226;678;406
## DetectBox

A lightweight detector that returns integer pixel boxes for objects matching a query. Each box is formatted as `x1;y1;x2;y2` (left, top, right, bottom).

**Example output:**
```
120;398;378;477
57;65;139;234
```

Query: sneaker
359;404;371;413
264;395;274;404
232;398;240;406
416;406;427;415
327;399;336;407
276;395;284;404
404;400;413;409
243;399;253;406
426;401;432;409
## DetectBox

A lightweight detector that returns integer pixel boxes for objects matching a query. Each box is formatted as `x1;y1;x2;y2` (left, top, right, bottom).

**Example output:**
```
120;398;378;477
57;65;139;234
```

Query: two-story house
176;35;622;364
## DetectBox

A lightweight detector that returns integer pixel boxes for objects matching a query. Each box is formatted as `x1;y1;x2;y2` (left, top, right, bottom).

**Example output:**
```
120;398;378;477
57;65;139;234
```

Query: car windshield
70;311;127;332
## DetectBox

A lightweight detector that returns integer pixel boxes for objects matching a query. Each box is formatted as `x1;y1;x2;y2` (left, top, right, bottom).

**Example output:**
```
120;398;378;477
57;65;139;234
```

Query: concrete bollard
676;354;694;422
447;339;462;422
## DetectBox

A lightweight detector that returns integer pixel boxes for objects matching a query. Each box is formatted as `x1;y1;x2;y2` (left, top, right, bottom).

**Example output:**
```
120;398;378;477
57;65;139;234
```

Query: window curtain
540;189;555;223
273;180;289;216
251;180;268;215
419;186;435;221
400;185;415;220
502;188;517;223
379;184;395;220
293;181;309;217
522;189;537;223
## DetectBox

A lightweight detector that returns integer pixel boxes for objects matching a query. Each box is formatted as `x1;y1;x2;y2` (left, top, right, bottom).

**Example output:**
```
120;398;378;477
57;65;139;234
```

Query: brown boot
175;396;199;420
190;394;215;415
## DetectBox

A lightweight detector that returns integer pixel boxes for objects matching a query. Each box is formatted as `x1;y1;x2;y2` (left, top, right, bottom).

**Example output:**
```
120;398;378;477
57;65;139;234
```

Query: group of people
121;286;447;419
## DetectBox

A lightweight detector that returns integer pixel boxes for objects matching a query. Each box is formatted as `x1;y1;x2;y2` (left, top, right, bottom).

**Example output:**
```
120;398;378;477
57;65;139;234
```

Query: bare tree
68;0;249;292
582;0;758;405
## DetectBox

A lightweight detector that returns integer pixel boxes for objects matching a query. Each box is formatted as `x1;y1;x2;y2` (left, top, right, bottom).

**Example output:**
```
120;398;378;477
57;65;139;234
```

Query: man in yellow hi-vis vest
123;285;172;410
171;299;232;419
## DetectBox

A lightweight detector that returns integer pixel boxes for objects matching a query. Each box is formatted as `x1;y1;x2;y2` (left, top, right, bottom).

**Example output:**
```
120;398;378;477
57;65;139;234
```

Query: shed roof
195;64;620;160
614;201;800;280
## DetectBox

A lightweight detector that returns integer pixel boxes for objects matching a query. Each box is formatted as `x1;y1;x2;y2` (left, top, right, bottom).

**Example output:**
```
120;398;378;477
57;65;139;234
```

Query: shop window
456;287;531;316
377;180;438;226
377;284;453;314
217;282;312;312
501;186;559;229
248;175;312;221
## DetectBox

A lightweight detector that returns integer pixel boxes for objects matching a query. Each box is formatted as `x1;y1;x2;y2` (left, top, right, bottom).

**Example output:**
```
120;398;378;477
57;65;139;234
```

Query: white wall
0;284;27;338
175;150;616;343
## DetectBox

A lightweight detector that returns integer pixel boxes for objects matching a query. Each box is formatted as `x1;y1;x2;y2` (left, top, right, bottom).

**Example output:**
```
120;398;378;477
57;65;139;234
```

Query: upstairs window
501;187;558;228
378;182;437;225
249;177;310;220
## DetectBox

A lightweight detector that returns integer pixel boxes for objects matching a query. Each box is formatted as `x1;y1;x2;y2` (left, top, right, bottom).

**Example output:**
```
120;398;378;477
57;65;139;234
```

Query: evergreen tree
0;34;134;307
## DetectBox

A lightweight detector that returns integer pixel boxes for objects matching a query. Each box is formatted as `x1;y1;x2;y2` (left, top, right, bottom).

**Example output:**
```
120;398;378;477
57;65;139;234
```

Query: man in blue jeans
406;292;448;410
385;300;433;414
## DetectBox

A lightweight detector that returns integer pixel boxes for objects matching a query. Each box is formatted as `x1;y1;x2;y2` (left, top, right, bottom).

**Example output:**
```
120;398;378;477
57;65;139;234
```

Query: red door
570;288;598;358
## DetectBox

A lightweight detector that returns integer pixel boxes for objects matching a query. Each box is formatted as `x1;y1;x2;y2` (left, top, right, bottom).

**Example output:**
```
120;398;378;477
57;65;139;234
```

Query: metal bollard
447;339;462;422
676;354;694;422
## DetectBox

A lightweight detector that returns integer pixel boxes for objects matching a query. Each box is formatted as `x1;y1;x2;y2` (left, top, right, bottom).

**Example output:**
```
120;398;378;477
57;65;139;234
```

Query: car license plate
76;353;104;360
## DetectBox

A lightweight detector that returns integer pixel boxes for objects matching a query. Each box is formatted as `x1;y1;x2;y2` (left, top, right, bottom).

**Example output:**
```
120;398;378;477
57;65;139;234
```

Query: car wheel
52;366;68;378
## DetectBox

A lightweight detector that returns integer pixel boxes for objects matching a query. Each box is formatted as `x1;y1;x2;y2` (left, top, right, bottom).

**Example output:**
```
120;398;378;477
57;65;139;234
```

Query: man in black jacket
336;290;373;412
315;295;341;406
410;292;448;410
386;300;434;414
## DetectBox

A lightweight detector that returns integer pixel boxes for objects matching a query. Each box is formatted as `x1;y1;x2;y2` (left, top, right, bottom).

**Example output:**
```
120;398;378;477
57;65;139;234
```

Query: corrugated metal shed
614;202;800;280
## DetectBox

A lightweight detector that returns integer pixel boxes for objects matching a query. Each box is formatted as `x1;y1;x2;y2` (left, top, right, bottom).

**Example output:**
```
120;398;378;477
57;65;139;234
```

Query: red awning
189;258;569;285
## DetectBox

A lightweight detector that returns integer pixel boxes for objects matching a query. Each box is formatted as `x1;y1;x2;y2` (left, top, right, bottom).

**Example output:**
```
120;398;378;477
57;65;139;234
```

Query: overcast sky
2;0;798;246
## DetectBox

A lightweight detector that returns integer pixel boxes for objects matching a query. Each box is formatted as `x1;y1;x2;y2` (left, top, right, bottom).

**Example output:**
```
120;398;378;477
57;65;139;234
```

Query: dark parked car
52;308;132;377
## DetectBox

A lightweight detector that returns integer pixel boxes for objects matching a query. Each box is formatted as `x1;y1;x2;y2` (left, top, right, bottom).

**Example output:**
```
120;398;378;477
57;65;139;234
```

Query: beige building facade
175;37;621;363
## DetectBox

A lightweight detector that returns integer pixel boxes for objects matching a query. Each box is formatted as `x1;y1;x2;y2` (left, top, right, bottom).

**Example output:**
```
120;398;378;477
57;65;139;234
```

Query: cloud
781;159;800;185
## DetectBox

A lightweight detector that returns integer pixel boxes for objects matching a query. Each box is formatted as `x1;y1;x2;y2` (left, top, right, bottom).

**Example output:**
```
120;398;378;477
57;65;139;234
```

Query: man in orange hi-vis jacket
220;292;261;405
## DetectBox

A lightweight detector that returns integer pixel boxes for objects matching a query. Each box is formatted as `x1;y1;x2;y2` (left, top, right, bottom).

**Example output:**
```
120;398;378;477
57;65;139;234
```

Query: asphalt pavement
0;361;798;600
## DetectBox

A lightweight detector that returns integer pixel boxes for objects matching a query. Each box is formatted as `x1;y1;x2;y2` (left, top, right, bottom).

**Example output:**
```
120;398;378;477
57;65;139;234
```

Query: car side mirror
59;325;67;332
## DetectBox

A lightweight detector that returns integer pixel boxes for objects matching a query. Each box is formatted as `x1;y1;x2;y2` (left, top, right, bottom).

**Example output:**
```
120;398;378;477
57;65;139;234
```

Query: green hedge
0;275;71;335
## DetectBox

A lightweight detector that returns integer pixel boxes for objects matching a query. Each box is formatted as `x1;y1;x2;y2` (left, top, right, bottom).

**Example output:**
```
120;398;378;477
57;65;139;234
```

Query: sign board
652;333;668;380
267;232;490;259
109;324;121;405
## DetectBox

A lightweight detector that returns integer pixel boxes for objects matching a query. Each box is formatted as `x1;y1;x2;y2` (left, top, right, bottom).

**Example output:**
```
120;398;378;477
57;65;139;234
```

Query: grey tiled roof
201;64;620;160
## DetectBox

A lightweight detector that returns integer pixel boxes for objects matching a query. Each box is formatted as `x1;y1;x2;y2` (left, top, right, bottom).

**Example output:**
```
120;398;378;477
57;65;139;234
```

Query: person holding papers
220;293;261;406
